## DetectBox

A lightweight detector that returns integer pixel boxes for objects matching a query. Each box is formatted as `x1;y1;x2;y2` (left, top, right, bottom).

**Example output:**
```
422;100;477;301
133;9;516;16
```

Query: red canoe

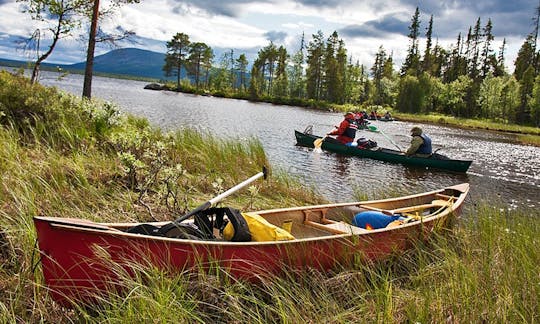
34;183;469;306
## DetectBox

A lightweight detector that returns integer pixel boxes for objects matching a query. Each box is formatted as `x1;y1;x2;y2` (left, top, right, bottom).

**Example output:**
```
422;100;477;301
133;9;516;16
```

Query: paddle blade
313;138;323;149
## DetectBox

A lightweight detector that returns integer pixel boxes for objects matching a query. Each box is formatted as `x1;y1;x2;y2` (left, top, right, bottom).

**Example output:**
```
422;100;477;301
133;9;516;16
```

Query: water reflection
17;69;539;209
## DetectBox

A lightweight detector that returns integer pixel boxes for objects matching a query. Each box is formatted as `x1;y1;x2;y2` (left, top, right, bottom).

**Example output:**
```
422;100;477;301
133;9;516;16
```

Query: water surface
34;71;540;209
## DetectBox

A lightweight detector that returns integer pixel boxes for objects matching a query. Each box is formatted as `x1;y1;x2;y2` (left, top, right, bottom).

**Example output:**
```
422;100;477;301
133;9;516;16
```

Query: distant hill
68;48;169;80
0;48;176;80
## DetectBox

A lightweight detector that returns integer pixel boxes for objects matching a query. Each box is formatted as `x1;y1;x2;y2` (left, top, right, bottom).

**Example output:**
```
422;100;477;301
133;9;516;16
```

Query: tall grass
0;70;320;321
0;71;538;322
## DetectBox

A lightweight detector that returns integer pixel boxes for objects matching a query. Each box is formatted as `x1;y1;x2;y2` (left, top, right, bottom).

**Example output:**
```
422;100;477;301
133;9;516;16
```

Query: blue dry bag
352;211;405;229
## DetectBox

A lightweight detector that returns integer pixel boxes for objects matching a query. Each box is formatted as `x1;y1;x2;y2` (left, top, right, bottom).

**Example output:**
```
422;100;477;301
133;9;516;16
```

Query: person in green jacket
405;126;432;156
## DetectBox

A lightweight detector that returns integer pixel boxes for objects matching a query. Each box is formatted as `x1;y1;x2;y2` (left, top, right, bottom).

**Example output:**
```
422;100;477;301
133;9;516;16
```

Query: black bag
357;138;377;149
127;207;251;241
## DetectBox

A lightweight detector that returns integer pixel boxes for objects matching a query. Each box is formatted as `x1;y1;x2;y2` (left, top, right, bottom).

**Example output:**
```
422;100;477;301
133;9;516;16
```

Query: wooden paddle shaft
209;169;266;205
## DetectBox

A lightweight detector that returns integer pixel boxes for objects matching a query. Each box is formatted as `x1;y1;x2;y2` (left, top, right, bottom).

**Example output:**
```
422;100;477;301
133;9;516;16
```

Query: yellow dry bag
223;212;295;241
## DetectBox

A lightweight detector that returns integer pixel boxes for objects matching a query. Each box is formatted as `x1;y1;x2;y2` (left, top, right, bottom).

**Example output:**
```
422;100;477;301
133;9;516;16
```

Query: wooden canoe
34;183;469;306
295;130;472;172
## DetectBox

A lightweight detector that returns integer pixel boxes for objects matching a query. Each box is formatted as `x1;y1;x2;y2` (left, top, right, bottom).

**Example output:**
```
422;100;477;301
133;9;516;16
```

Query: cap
410;126;422;135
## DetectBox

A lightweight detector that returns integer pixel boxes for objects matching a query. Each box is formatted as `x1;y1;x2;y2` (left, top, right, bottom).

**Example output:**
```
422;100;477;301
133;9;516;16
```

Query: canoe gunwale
34;182;469;245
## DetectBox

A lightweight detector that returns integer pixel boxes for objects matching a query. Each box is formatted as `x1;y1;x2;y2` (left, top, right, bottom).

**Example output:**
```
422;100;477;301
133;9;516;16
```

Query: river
24;71;540;210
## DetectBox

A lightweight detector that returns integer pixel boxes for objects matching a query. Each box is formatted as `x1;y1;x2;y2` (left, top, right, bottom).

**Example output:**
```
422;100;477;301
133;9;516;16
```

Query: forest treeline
163;7;540;127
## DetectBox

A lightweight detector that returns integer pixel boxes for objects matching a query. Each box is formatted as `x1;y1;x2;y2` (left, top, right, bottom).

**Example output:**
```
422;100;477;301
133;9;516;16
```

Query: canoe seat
321;221;368;234
304;219;367;235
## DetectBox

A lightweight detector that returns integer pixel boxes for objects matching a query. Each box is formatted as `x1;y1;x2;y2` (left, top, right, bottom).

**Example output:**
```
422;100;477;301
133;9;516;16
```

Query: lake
29;71;540;210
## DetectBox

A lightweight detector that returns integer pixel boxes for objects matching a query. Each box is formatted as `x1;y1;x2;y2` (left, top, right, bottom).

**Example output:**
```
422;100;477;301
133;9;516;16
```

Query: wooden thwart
303;220;368;235
359;199;454;216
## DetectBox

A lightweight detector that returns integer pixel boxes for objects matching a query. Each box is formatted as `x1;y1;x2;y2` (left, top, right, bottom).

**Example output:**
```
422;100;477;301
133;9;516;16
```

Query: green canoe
295;130;472;173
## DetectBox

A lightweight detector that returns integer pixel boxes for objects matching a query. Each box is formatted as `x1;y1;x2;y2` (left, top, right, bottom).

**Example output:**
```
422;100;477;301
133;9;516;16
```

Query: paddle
428;148;442;158
163;167;268;230
313;135;328;153
128;168;268;236
378;129;403;152
367;125;379;132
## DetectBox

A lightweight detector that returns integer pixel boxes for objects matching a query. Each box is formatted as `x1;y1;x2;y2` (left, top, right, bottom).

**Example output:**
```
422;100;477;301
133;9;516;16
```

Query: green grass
0;70;538;323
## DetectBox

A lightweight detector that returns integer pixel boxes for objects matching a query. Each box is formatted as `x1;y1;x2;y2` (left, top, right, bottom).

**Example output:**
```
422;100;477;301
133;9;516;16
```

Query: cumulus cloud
340;14;409;38
264;30;288;43
168;0;272;17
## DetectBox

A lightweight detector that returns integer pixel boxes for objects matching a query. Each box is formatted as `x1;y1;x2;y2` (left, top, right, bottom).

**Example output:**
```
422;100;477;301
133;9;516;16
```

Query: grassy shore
383;112;540;146
0;70;538;322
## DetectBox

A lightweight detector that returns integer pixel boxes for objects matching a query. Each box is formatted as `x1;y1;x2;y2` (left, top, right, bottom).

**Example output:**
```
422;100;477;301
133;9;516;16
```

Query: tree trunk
82;0;100;98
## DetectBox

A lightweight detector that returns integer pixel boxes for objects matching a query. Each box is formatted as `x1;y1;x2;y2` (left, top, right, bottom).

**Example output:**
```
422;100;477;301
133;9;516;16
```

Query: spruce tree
422;15;434;74
401;7;421;76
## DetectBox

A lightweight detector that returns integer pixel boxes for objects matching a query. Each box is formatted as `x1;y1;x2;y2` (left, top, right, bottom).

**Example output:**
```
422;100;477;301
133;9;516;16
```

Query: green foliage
0;70;121;149
437;75;472;116
529;75;540;126
477;75;520;121
513;34;536;82
396;75;424;113
517;66;535;123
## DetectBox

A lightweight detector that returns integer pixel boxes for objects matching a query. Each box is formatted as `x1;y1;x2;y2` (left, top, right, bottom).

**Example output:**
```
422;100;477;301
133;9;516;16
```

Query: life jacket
416;134;432;154
342;118;358;139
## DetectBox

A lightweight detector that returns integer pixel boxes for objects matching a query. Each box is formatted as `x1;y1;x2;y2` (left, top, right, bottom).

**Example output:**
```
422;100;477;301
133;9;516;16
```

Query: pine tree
468;18;482;81
289;33;306;98
532;0;540;71
187;42;211;89
371;46;387;105
202;46;214;89
335;39;348;104
518;66;535;123
324;31;339;102
306;30;325;100
235;54;249;92
273;46;289;97
163;32;191;90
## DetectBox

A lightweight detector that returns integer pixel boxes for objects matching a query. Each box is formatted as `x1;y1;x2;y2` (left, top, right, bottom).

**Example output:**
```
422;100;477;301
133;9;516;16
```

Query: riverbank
394;112;540;146
145;83;540;146
1;71;538;322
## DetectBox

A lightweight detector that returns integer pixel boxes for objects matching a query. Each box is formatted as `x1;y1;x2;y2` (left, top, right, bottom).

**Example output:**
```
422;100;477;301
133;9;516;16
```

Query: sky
0;0;539;73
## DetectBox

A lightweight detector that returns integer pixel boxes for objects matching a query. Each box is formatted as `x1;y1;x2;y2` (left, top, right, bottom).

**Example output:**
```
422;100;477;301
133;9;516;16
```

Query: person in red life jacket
405;126;432;156
354;111;367;128
328;112;358;144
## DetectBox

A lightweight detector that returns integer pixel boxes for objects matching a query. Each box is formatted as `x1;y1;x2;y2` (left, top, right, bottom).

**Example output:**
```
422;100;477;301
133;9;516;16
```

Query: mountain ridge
0;47;171;80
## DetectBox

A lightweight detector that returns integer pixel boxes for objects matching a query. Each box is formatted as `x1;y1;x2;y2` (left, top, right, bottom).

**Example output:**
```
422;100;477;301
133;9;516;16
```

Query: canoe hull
295;130;472;172
34;184;469;306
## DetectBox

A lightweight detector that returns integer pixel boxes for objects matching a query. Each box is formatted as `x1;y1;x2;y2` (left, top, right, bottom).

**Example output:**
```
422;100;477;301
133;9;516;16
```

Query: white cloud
0;0;533;71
